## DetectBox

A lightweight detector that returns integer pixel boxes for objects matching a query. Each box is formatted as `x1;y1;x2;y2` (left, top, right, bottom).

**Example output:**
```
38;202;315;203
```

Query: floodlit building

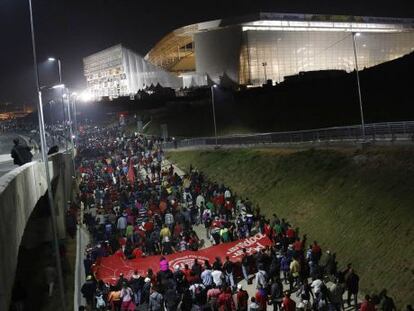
146;13;414;87
83;44;182;99
83;14;414;97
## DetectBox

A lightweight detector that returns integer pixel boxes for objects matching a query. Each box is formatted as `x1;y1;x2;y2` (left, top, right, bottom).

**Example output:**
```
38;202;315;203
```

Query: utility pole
352;32;366;141
28;0;66;309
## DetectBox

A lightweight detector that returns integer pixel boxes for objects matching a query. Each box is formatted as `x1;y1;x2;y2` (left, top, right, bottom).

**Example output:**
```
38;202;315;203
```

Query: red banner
94;233;272;285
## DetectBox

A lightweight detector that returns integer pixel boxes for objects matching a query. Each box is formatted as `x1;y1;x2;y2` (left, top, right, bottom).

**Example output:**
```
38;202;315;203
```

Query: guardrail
162;121;414;149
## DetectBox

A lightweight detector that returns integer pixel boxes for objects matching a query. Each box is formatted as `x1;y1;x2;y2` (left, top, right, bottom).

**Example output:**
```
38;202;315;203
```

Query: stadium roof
145;12;414;72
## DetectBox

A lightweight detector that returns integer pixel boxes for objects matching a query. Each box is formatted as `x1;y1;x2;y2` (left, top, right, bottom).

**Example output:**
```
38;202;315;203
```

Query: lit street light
79;89;93;102
48;57;62;84
48;57;68;150
52;83;65;89
27;0;66;309
352;32;366;141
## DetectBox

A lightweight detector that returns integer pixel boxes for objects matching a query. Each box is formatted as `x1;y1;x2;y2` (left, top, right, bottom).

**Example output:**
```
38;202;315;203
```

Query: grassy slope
167;147;414;306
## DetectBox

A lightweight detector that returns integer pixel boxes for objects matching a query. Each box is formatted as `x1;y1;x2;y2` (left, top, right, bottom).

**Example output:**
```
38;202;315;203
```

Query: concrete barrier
0;151;74;311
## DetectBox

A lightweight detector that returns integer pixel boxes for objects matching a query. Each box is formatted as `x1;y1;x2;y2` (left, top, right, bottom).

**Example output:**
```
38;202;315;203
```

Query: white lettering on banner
226;233;267;258
169;254;210;269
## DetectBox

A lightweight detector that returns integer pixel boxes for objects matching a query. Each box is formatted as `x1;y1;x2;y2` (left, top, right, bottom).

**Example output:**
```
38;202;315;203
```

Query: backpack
96;294;106;308
150;292;164;310
164;289;179;307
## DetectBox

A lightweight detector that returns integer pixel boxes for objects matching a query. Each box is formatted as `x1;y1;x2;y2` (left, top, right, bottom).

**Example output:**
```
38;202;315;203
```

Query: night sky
0;0;412;106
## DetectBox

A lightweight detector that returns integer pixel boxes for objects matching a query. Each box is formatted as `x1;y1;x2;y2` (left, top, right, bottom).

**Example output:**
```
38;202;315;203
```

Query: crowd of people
75;123;400;311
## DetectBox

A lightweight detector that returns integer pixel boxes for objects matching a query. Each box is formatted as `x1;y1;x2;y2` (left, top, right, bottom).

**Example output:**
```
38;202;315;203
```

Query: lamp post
63;89;76;175
352;32;366;141
71;92;78;140
27;0;66;310
48;57;62;84
210;84;218;147
48;57;68;149
262;62;268;84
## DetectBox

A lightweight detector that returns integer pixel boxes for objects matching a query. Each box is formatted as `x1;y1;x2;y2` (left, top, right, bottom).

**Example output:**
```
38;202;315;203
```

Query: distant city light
48;57;56;62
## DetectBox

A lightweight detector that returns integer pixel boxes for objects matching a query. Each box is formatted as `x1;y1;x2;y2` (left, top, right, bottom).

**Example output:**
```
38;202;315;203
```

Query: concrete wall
0;151;74;311
195;26;243;86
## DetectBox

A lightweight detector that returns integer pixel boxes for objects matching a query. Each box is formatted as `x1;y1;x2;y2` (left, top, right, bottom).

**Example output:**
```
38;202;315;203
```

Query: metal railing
162;121;414;149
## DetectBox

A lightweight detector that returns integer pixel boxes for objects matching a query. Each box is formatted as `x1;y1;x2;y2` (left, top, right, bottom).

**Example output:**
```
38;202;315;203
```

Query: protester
236;284;249;311
360;295;375;311
74;120;394;311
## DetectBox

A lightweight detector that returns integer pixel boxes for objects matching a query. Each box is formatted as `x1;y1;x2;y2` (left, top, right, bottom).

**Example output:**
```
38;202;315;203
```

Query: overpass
0;151;74;311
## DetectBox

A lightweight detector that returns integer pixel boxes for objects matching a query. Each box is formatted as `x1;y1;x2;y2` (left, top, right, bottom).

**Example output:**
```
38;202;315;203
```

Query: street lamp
210;84;218;146
71;92;78;140
62;89;76;176
48;57;68;148
262;62;268;83
48;57;62;84
27;0;66;309
352;32;366;141
79;89;93;102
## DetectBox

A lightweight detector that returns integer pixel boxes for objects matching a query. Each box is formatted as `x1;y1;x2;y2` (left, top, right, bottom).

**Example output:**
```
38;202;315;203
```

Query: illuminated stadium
84;13;414;97
147;12;414;86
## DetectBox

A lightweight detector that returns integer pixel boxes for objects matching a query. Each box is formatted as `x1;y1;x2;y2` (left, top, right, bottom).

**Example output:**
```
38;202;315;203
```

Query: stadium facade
84;13;414;97
83;44;182;99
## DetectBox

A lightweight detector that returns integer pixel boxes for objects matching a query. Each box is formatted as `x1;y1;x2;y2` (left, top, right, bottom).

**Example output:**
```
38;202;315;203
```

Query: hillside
167;147;414;306
145;52;414;137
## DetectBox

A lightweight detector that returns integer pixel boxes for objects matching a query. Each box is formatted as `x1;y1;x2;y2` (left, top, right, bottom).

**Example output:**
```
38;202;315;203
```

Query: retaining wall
0;152;73;311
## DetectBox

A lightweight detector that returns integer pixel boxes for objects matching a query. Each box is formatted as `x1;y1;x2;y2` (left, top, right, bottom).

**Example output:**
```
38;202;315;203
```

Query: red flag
127;159;135;184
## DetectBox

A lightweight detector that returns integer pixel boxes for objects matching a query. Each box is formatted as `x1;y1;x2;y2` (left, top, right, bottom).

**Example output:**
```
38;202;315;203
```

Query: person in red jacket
255;286;267;311
236;284;249;311
218;286;236;311
360;295;375;311
282;291;296;311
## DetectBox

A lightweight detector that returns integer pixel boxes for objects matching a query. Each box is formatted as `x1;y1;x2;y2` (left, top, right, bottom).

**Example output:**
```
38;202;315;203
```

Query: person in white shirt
196;194;205;209
211;269;224;287
95;211;105;225
248;297;260;311
224;189;232;199
311;278;323;295
117;213;128;232
189;282;206;299
201;266;213;287
89;204;97;218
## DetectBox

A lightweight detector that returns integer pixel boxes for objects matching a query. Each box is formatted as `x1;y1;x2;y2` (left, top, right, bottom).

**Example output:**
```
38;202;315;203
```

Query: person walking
270;277;284;311
281;292;296;311
81;275;96;309
149;286;164;311
248;297;260;311
379;289;396;311
223;256;235;289
236;284;249;311
120;282;134;311
360;295;375;311
345;269;359;309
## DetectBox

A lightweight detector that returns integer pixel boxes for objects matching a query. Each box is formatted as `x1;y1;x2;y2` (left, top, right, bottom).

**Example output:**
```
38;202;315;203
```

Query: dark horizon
0;0;412;106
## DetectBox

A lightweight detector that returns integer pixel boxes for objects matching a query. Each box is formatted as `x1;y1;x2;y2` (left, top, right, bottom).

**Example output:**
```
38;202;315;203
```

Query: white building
83;44;182;99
